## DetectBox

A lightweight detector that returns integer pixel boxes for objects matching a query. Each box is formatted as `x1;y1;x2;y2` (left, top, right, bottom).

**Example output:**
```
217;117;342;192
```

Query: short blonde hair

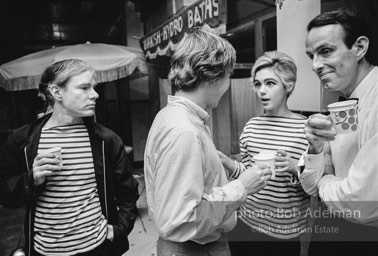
251;51;297;96
39;59;95;107
168;27;236;93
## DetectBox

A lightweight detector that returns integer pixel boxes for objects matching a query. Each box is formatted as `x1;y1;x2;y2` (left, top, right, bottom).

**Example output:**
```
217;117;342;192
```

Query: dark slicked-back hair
307;8;375;65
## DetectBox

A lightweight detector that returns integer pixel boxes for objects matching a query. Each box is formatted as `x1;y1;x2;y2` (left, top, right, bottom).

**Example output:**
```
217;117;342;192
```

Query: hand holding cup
275;149;297;174
32;147;63;185
305;114;336;154
253;152;276;178
238;164;272;195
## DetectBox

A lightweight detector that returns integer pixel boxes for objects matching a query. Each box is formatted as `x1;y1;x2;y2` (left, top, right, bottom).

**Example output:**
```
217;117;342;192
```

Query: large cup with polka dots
327;100;358;134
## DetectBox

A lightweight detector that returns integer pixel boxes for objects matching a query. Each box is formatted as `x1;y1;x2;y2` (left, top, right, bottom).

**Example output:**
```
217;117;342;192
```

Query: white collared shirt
144;95;247;244
299;66;378;226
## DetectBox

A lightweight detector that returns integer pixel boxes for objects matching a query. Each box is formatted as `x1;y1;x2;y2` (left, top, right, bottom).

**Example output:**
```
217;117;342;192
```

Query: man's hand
106;224;114;241
305;114;337;154
237;165;272;195
32;153;62;185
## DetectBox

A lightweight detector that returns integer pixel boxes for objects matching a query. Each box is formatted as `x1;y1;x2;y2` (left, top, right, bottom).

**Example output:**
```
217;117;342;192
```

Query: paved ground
0;206;25;256
0;174;158;256
124;174;158;256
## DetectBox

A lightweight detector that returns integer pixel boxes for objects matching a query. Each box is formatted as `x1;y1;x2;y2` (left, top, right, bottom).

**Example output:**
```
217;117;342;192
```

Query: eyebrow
254;78;277;83
77;82;97;87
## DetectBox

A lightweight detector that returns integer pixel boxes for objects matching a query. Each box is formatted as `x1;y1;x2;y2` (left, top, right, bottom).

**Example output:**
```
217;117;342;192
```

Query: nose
312;55;324;73
90;87;99;100
258;84;267;96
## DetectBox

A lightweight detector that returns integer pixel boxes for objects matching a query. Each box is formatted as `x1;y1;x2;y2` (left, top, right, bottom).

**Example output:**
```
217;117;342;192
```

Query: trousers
157;236;231;256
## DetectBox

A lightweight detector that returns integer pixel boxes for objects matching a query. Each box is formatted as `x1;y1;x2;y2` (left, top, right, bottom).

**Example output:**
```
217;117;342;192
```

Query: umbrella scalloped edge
0;59;148;91
95;57;148;83
0;74;42;91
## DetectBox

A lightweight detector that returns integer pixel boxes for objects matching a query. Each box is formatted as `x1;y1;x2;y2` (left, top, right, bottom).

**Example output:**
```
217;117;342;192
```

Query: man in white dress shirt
144;27;272;256
300;8;378;256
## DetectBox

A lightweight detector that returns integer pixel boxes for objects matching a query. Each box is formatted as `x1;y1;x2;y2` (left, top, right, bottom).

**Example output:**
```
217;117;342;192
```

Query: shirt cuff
297;148;325;195
230;161;244;179
317;174;340;199
304;150;324;170
222;179;247;202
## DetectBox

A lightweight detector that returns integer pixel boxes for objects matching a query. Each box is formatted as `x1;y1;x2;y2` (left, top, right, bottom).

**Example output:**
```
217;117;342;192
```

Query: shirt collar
350;66;378;100
167;95;209;121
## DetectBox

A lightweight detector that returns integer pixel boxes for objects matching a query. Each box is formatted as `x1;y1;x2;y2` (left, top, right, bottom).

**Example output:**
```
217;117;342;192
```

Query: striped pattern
238;116;310;239
34;124;107;255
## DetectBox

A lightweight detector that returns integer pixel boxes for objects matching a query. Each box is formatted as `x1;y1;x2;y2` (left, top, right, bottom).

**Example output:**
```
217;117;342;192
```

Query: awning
140;0;227;60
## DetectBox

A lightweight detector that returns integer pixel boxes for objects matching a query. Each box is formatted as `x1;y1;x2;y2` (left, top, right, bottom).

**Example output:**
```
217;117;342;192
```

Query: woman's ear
285;82;294;95
49;84;62;102
353;36;369;61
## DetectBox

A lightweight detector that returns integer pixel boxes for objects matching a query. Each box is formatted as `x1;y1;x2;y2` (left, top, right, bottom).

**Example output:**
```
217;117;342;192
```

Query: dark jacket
0;114;139;256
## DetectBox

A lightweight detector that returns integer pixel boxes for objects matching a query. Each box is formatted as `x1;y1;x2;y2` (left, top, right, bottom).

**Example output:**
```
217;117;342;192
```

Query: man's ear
49;84;62;101
353;36;369;61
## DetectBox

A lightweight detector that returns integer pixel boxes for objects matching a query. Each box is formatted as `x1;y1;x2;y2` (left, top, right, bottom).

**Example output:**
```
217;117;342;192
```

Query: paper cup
328;100;358;134
253;153;276;178
259;150;277;156
41;146;63;167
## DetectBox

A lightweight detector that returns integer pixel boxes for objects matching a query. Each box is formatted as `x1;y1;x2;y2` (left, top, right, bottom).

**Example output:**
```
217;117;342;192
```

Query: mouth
319;71;332;81
87;104;96;109
260;98;270;104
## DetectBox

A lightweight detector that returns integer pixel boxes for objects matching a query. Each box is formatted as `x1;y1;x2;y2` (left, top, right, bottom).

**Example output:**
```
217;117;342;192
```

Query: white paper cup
328;100;358;134
41;146;63;167
253;153;276;178
259;150;277;156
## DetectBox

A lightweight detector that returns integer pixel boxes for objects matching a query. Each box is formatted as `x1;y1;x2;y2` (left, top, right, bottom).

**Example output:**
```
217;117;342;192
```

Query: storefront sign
140;0;227;59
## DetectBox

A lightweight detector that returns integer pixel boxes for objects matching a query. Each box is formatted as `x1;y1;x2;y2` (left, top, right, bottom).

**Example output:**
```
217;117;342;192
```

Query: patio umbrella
0;43;148;91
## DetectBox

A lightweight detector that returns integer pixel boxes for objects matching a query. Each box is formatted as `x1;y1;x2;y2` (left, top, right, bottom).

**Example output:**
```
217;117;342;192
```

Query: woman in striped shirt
219;51;312;255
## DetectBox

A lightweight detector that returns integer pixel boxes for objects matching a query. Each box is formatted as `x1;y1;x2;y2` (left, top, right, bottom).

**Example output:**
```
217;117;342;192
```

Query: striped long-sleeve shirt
34;124;107;255
234;116;310;239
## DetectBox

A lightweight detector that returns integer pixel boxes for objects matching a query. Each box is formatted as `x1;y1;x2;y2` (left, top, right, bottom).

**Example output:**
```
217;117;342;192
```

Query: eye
80;84;91;90
254;82;261;88
306;53;314;60
320;48;332;57
266;81;275;87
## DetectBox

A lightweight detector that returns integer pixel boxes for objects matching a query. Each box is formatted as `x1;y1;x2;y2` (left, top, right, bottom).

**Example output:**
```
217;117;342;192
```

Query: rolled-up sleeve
229;133;249;179
150;131;246;243
317;134;378;226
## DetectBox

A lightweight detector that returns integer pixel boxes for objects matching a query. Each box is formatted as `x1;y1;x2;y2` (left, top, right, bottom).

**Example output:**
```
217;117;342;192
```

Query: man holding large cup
299;8;378;256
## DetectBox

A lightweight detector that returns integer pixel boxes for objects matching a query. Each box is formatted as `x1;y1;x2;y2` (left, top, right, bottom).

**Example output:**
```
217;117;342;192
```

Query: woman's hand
275;149;297;174
216;150;235;173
